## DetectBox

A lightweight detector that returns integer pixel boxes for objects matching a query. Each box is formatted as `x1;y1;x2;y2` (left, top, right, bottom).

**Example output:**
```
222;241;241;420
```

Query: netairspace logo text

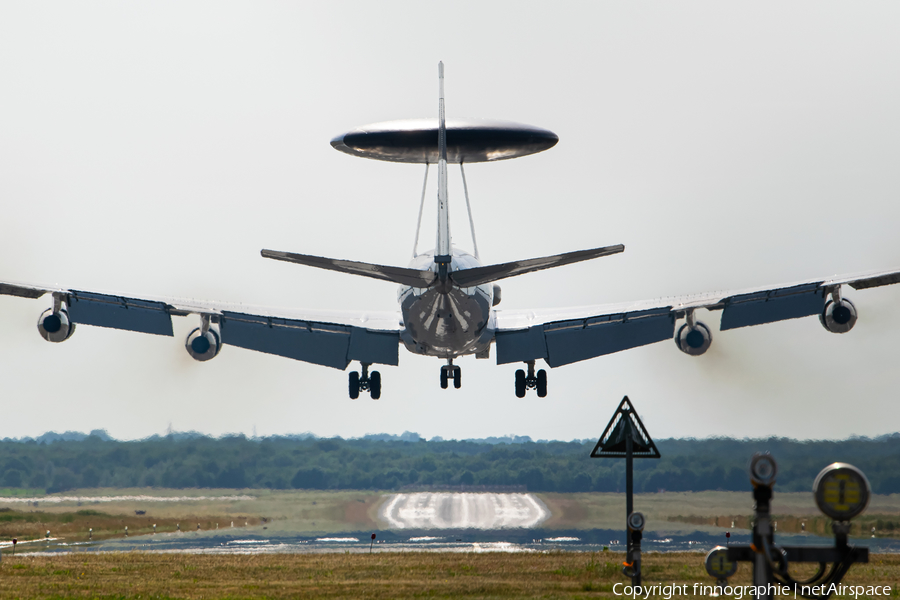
613;583;893;599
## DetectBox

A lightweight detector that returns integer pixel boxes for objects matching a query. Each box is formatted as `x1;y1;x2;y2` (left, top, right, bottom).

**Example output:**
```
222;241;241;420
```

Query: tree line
0;433;898;495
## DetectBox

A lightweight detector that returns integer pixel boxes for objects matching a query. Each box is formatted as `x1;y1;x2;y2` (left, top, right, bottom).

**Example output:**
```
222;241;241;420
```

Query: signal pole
591;396;660;586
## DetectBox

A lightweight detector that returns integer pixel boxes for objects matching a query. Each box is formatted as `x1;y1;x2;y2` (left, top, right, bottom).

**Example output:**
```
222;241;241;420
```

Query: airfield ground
537;492;900;538
0;490;898;598
1;489;899;542
0;552;897;599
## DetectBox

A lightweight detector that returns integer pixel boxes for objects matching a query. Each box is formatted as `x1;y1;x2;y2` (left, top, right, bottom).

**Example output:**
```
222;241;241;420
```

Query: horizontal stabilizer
0;283;50;299
261;250;436;288
451;244;625;288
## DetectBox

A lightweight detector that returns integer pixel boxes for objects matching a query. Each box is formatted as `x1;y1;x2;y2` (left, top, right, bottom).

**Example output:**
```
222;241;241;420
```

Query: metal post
631;529;642;586
713;578;727;597
625;430;634;516
592;397;660;589
626;512;646;587
625;425;634;561
752;484;773;599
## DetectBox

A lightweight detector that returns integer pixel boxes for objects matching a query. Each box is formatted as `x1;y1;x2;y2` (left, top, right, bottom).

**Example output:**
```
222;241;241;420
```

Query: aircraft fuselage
398;249;495;358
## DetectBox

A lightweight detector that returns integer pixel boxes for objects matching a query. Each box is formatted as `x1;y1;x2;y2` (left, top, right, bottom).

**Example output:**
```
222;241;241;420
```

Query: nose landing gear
349;363;381;399
514;361;547;398
440;360;461;389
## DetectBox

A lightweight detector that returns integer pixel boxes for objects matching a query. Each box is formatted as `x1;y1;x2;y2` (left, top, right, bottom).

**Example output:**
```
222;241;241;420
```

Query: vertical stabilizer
435;62;451;278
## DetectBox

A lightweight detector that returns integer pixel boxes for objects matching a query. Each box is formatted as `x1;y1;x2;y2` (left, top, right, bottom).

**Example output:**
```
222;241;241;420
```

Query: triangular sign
590;396;660;459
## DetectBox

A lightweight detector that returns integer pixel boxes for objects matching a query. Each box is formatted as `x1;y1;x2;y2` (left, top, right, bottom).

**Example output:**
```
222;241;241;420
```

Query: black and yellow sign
814;463;870;521
705;546;738;579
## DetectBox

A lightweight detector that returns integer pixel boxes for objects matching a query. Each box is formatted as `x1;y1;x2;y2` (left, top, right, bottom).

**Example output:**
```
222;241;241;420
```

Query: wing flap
221;311;399;369
495;327;548;364
348;328;400;366
222;311;352;369
544;308;674;367
496;307;674;366
720;283;826;331
67;291;174;336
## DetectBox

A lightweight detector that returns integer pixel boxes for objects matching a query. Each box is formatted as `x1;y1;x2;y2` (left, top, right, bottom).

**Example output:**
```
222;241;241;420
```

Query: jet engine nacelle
820;298;857;334
185;327;221;361
38;308;75;343
675;321;712;356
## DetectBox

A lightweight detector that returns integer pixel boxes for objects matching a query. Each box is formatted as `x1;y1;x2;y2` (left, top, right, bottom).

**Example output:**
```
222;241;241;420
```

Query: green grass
537;490;900;532
0;488;384;535
0;488;44;497
0;552;896;599
0;508;261;542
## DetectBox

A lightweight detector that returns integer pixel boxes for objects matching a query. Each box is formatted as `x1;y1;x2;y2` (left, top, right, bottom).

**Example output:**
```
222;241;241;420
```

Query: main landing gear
349;363;381;400
515;361;547;398
440;360;461;389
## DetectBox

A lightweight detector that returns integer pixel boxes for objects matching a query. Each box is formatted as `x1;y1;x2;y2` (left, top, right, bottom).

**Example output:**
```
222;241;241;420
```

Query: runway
380;493;549;530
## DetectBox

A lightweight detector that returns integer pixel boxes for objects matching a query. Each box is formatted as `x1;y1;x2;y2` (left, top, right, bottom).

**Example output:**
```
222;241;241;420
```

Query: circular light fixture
813;463;870;521
705;546;737;579
749;453;778;487
627;511;645;531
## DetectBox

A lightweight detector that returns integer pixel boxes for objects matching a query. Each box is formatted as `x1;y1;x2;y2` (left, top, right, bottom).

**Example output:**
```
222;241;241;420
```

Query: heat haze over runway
380;493;549;530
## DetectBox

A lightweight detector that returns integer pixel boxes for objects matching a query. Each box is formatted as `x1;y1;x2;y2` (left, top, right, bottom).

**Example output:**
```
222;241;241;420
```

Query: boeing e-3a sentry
4;63;900;399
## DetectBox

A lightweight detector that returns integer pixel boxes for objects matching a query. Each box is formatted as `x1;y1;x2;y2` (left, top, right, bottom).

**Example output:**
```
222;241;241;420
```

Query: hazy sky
1;2;899;442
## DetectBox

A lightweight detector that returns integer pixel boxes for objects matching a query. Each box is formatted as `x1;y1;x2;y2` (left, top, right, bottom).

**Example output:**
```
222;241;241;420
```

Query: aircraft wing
492;267;900;367
0;281;402;369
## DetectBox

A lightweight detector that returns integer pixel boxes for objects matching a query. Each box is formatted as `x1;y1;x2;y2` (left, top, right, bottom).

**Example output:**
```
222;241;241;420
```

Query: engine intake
185;327;221;361
675;321;712;356
38;308;75;343
820;298;857;334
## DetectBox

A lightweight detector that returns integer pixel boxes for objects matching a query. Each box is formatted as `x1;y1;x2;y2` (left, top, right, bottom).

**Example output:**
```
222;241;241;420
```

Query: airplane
4;62;900;400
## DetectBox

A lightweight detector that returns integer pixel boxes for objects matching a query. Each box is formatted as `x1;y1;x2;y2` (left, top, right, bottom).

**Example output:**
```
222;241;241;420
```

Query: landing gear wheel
370;371;381;400
439;363;461;390
536;369;547;398
515;369;526;398
349;371;360;399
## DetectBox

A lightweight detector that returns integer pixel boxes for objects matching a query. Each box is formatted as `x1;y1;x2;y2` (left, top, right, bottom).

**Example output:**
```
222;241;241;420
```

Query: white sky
0;2;899;442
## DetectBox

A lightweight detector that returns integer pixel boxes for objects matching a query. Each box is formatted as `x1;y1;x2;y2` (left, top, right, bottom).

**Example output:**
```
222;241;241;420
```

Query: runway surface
19;528;900;556
380;493;549;529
